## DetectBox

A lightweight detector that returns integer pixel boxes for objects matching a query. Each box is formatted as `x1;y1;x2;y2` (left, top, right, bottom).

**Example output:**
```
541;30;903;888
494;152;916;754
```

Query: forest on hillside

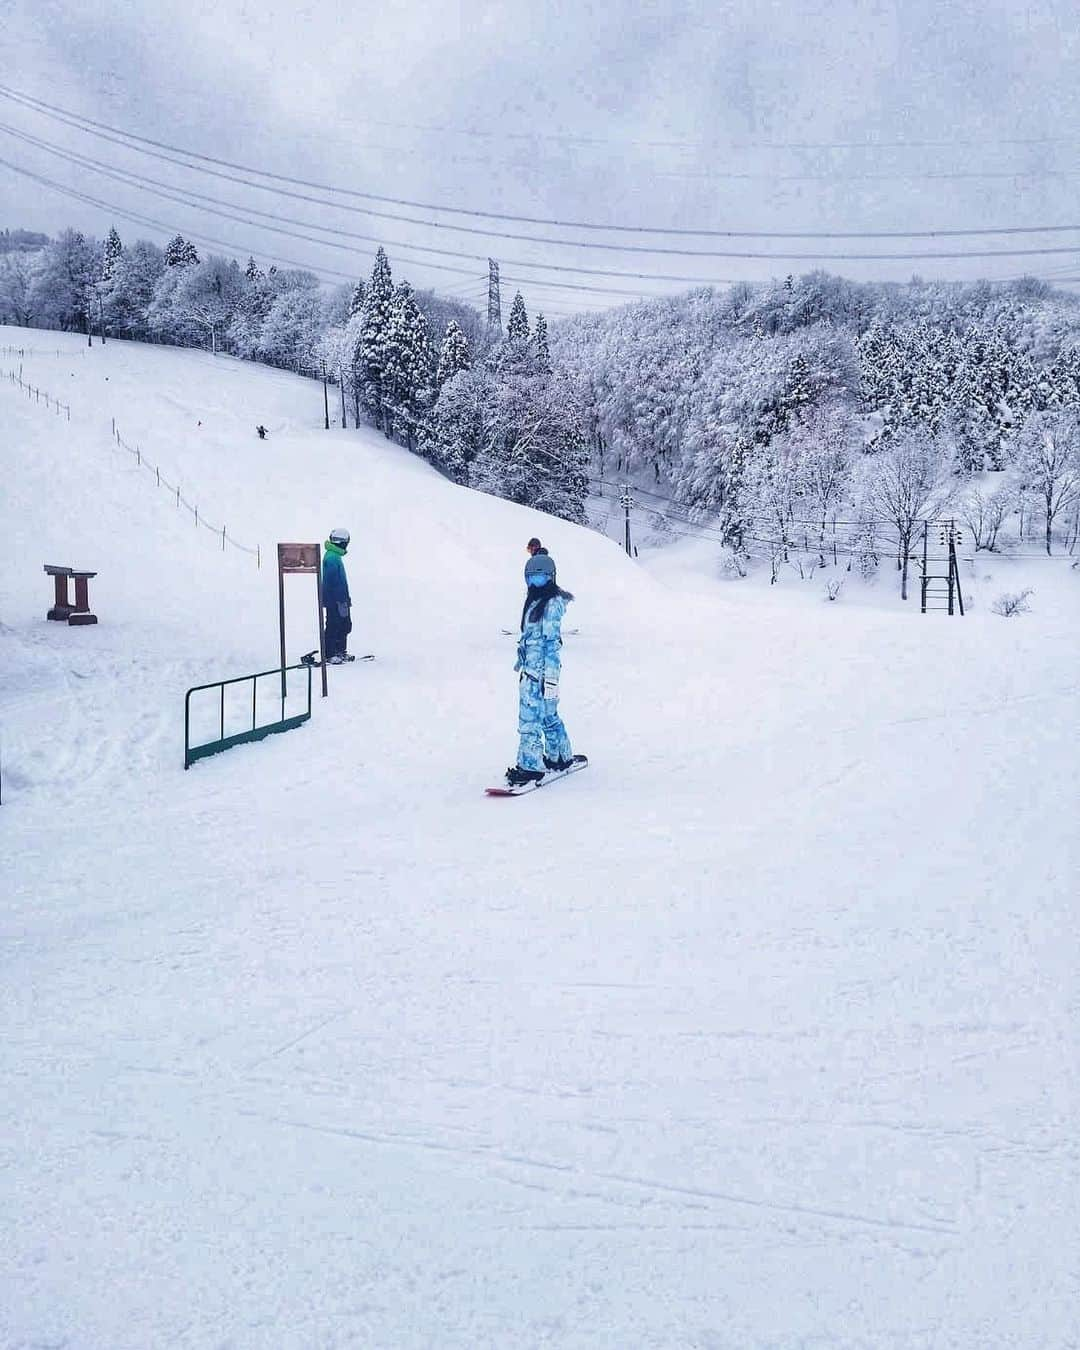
4;227;1080;560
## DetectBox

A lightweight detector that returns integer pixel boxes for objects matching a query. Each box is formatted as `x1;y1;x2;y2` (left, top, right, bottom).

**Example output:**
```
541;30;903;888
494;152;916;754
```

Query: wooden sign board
277;542;320;574
276;542;327;697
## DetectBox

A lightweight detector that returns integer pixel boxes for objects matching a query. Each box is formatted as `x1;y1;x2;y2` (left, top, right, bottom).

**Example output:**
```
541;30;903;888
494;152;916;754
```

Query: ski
485;755;588;796
300;650;374;667
501;628;579;637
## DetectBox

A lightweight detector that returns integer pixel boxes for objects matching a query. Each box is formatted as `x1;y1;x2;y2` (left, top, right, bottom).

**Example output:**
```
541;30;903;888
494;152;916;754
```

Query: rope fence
4;365;261;568
111;421;262;566
2;344;86;358
7;368;70;418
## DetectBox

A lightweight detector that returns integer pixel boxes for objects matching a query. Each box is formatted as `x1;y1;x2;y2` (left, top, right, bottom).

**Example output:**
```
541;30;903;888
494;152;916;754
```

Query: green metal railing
184;663;312;769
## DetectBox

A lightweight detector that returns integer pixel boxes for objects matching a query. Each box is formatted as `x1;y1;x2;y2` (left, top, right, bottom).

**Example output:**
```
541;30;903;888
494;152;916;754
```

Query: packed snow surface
3;330;1078;1348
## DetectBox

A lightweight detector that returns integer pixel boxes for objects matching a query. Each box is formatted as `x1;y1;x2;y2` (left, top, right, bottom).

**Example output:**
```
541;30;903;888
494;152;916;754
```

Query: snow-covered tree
348;279;366;317
784;403;860;563
382;281;430;446
1013;410;1080;554
535;313;551;375
355;247;394;430
0;251;38;326
959;481;1016;552
425;365;495;481
470;370;590;523
259;281;324;371
436;319;470;387
860;431;954;598
102;238;165;338
29;229;99;334
506;291;529;344
316;313;365;428
164;234;200;268
160;256;245;354
101;227;123;282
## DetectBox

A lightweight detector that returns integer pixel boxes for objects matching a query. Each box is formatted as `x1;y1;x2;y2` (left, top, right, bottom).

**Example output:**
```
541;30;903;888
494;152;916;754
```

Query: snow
3;327;1079;1348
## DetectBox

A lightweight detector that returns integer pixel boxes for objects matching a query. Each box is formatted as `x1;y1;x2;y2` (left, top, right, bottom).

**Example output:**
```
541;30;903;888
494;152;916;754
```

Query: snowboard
485;755;588;797
300;650;374;667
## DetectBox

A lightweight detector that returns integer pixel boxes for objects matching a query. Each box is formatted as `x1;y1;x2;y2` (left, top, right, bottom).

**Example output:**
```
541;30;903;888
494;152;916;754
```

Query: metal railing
184;663;312;769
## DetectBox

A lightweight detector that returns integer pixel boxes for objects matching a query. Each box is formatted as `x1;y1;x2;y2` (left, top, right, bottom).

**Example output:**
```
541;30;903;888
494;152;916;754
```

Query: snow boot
543;755;575;773
506;765;545;787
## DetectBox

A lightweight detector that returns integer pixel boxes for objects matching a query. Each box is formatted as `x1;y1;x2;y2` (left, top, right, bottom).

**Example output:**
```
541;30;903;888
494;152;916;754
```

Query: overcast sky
2;0;1080;316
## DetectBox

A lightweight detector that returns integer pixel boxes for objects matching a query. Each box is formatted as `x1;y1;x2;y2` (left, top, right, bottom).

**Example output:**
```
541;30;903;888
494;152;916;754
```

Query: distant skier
505;550;576;787
256;424;267;440
322;528;354;664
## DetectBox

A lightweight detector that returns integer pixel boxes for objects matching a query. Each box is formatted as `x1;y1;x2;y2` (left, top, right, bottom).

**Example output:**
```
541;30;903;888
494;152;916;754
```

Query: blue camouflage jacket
515;595;568;686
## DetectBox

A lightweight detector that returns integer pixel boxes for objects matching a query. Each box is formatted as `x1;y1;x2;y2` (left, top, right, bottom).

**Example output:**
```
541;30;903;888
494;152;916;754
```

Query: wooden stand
44;564;98;625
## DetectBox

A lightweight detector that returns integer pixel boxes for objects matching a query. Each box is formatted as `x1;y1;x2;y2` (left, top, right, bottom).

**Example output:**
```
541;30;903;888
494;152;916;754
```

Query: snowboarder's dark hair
521;579;574;630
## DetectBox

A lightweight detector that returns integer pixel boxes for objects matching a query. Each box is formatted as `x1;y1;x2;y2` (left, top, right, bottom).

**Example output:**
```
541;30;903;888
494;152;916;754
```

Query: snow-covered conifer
436;319;470;386
506;291;530;344
535;313;551;375
164;234;200;268
356;247;394;430
383;281;430;446
102;227;123;282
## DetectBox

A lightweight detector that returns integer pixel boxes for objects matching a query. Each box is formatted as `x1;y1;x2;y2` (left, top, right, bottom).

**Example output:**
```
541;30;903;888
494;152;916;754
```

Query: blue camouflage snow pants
517;673;572;771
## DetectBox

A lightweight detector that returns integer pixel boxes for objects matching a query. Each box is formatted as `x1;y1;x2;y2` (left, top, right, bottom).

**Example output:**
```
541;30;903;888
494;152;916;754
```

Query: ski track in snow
3;330;1079;1349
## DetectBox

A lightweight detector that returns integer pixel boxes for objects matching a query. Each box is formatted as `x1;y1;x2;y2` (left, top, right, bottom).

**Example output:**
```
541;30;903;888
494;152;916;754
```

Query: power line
0;155;367;285
76;77;1075;157
249;105;1080;154
8;84;1080;243
0;155;671;304
0;126;749;283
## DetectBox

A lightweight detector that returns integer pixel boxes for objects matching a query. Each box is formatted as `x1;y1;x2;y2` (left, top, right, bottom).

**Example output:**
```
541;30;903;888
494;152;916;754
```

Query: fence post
176;486;181;508
195;506;198;528
222;525;226;551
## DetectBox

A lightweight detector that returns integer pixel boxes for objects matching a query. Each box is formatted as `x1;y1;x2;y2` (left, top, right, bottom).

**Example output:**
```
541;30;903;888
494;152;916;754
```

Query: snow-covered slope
3;329;1078;1349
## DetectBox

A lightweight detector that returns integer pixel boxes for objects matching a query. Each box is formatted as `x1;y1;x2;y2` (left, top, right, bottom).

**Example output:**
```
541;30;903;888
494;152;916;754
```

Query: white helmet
329;528;350;548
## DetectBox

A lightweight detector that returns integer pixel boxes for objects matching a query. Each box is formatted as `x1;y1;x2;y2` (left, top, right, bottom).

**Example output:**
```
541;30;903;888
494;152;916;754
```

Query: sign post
277;543;327;698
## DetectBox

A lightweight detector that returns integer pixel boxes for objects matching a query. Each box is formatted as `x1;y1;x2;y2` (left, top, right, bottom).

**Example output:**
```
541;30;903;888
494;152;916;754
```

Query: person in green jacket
322;529;353;663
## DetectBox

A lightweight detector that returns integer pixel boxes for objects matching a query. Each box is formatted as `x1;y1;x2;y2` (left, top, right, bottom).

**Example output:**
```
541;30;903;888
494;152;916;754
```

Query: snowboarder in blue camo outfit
321;528;354;663
506;548;576;787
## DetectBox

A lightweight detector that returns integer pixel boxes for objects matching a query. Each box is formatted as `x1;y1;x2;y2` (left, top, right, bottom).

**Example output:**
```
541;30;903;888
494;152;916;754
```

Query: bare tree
787;404;859;565
960;481;1015;552
1015;411;1080;555
862;430;952;599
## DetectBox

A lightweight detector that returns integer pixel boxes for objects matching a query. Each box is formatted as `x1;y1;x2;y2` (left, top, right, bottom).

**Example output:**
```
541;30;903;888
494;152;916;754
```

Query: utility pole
620;484;635;557
920;518;965;616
